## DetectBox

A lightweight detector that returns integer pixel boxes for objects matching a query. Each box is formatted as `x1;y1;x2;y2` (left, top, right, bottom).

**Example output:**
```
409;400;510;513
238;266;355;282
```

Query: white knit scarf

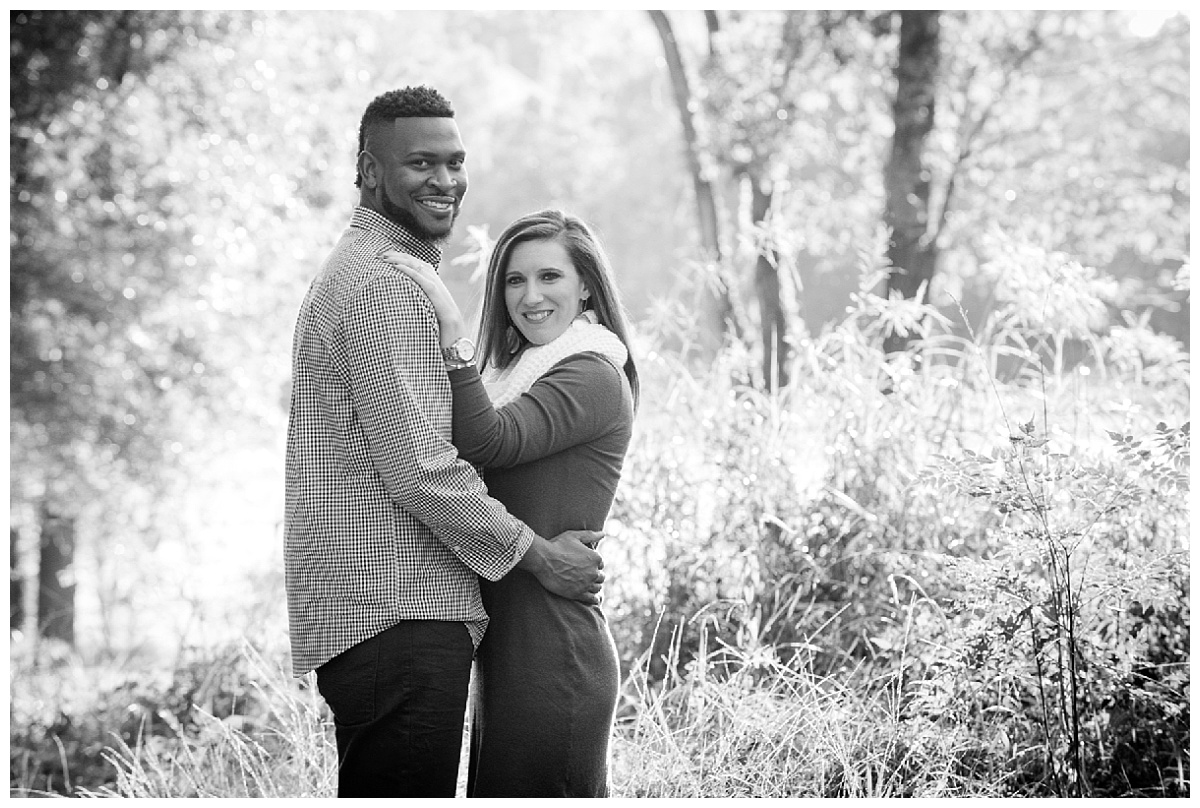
481;311;628;408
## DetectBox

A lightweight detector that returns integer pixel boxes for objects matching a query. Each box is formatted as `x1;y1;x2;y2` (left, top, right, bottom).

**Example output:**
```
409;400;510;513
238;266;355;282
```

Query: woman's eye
506;276;523;286
540;272;561;283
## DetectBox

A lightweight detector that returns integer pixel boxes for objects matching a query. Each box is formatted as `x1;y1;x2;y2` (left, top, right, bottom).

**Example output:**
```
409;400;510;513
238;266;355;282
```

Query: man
284;86;605;798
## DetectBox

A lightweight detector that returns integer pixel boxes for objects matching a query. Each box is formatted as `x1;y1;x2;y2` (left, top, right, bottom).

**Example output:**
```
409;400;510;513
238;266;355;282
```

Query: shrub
902;241;1190;797
913;418;1189;797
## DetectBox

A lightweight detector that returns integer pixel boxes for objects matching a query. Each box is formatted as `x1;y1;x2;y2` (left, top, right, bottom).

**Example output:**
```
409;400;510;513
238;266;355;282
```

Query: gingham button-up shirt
284;207;534;676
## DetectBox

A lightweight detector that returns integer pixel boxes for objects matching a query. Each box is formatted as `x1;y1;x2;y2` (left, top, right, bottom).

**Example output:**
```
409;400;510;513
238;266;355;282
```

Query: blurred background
8;9;1191;797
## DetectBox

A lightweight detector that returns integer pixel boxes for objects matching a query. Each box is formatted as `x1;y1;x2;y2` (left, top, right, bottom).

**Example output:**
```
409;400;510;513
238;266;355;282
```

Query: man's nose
429;165;455;190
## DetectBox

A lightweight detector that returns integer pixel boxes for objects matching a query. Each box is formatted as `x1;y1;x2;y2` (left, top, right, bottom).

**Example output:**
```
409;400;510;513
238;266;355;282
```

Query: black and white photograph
9;8;1190;799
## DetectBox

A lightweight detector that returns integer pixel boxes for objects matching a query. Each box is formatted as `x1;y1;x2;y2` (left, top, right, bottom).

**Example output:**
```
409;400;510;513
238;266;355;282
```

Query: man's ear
358;150;379;189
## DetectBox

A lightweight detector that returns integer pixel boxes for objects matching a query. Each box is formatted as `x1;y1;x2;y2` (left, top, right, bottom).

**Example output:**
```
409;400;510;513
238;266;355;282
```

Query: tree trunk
647;10;738;352
748;171;789;389
883;9;940;354
37;503;76;645
11;528;25;632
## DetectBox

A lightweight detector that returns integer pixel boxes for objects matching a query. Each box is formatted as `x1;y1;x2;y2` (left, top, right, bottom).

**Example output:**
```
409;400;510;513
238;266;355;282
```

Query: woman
381;209;638;797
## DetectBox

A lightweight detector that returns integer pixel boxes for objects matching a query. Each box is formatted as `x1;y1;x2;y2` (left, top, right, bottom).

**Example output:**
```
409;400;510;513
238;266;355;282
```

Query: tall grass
64;624;1011;798
610;615;1005;797
79;643;336;798
49;631;1006;798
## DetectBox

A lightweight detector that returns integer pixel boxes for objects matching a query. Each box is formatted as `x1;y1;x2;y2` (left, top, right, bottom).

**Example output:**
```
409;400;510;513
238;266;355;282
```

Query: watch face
454;338;475;362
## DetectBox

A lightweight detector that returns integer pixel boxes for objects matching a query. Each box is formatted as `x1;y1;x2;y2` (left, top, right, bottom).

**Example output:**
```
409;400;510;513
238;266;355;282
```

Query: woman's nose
523;283;544;304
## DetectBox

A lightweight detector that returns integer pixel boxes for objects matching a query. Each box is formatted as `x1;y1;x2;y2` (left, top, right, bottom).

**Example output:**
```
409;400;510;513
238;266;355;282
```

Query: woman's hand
378;249;467;347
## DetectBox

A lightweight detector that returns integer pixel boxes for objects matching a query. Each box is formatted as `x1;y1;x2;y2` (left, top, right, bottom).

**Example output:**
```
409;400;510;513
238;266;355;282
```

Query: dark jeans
315;620;474;797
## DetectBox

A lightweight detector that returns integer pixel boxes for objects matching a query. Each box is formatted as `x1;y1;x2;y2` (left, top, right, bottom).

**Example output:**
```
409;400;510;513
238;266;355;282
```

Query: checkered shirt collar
349;206;443;268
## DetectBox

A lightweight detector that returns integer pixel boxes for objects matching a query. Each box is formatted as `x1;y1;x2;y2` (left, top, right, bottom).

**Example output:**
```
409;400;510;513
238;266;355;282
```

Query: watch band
442;337;476;370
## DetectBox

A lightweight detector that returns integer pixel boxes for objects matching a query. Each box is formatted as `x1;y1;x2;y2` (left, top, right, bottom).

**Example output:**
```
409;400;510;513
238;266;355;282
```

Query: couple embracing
283;85;639;798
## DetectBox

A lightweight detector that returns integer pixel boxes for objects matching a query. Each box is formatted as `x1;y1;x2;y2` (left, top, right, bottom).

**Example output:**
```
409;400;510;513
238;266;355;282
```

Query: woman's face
503;238;588;346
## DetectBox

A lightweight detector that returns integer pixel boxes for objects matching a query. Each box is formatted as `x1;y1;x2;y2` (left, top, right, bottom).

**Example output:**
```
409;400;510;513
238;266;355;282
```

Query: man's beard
379;182;458;246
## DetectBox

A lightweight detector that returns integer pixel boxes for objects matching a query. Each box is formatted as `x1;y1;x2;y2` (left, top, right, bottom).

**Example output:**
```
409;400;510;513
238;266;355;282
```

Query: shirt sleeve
343;271;533;580
449;352;628;469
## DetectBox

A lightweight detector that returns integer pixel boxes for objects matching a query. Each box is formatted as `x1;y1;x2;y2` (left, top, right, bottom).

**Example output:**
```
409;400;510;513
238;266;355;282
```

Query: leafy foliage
681;9;1189;344
916;417;1188;796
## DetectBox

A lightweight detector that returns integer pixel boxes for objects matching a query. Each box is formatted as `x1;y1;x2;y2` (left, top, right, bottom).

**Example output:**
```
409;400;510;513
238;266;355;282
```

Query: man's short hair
355;86;456;188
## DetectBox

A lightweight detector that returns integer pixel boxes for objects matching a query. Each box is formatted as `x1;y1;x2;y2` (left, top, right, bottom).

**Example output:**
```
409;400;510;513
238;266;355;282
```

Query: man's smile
418;196;456;214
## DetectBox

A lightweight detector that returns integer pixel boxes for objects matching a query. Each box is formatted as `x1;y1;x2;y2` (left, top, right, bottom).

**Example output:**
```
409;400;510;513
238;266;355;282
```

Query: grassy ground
12;637;1007;799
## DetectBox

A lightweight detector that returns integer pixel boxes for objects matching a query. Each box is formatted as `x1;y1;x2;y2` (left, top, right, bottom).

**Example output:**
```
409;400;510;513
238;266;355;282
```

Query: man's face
362;117;468;243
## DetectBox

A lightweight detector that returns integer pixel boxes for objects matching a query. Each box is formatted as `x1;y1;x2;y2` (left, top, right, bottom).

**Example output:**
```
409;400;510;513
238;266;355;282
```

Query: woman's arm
451;353;630;468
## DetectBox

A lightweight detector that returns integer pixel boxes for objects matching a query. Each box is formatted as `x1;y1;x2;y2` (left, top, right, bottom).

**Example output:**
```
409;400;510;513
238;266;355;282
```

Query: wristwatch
442;337;476;370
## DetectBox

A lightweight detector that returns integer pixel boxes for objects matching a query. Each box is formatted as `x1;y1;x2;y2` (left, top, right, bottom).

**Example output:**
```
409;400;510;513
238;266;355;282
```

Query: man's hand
517;531;605;605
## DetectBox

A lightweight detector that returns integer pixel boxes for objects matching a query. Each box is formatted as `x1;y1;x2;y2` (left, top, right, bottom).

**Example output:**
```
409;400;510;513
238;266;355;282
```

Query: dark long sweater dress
448;351;634;798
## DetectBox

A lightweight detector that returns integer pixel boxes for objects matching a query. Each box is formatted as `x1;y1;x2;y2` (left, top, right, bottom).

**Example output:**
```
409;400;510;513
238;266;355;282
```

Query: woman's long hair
477;209;640;407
